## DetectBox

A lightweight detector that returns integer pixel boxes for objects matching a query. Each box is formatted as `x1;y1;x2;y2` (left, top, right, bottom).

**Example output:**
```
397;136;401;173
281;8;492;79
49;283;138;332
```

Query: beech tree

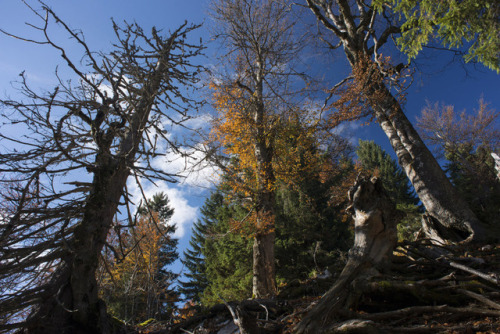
0;3;202;333
208;0;307;298
304;0;486;243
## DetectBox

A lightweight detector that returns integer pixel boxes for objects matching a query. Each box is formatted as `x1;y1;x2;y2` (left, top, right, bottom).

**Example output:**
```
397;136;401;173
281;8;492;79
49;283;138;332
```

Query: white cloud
183;113;213;131
151;144;221;189
331;121;361;145
127;179;198;238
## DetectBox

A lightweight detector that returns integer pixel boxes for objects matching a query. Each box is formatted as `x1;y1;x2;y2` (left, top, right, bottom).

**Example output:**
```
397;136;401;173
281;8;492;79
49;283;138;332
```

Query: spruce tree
139;192;179;318
200;195;253;306
178;192;222;303
445;145;500;227
274;160;354;282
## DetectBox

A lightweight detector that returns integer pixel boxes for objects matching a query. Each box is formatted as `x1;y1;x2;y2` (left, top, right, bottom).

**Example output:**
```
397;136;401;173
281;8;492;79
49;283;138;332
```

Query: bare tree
207;0;308;298
0;3;202;333
303;0;486;243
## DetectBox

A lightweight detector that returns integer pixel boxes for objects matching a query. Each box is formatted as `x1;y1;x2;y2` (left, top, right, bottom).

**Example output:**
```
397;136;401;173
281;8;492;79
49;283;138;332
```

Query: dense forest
0;0;499;333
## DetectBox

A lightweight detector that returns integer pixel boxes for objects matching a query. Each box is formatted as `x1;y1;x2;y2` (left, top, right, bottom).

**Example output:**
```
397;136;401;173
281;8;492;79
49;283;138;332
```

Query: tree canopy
377;0;500;72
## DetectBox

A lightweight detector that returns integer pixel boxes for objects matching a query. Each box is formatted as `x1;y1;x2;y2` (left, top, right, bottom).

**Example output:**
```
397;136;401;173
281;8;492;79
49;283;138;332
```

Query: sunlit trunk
371;82;484;242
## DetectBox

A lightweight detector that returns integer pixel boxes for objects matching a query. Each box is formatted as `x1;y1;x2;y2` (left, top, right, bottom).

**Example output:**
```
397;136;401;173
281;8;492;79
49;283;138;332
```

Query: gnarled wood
295;176;400;333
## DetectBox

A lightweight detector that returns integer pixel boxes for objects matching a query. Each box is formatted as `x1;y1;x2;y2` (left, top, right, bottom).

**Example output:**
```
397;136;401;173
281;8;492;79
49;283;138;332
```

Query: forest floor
142;241;500;334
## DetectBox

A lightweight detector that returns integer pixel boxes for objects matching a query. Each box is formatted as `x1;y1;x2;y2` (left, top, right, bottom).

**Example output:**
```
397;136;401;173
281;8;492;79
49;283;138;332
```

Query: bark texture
295;176;400;333
305;0;485;243
371;84;484;242
25;164;131;333
252;232;276;298
493;152;500;181
209;0;302;298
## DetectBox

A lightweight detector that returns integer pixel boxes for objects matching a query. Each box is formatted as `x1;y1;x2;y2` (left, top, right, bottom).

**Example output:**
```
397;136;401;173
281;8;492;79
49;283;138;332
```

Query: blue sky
1;1;499;276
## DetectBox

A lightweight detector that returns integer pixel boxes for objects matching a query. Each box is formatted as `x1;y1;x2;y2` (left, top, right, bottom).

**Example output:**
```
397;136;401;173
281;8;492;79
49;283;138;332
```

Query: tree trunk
25;37;173;333
371;83;485;242
25;163;131;334
252;95;277;298
252;232;276;298
304;0;485;244
295;176;399;333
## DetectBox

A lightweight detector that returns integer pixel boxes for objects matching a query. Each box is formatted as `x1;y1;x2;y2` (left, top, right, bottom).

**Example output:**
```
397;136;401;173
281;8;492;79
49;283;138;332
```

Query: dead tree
304;0;485;243
0;3;202;333
295;176;400;333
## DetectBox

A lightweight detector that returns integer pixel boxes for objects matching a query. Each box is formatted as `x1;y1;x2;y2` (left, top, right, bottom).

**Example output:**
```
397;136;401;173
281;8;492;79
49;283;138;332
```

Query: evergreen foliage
185;142;356;305
446;144;500;227
200;194;253;306
179;192;221;303
274;159;353;282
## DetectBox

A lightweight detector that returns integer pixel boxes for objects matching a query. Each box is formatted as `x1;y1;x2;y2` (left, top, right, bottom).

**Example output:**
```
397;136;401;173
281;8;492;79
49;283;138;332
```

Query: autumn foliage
209;80;350;236
98;211;178;324
327;54;410;127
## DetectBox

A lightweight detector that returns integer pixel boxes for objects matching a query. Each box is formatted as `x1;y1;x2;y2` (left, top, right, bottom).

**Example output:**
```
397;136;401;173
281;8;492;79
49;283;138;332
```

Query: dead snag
295;176;400;333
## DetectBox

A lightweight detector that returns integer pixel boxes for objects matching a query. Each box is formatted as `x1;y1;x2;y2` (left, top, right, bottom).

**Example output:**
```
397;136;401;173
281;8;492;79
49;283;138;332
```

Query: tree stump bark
295;176;400;333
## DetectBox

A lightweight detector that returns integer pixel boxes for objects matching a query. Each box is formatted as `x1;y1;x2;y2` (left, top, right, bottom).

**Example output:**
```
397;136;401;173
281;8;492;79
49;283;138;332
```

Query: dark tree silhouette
0;3;202;333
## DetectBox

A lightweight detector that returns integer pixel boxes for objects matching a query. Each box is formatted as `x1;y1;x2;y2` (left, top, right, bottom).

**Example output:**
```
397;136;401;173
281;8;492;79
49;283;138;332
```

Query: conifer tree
275;136;355;281
200;195;253;306
178;192;222;303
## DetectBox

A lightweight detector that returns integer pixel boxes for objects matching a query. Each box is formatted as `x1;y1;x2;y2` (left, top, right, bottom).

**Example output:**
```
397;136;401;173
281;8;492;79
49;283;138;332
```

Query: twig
449;261;499;286
358;305;500;321
179;329;194;334
458;289;500;310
